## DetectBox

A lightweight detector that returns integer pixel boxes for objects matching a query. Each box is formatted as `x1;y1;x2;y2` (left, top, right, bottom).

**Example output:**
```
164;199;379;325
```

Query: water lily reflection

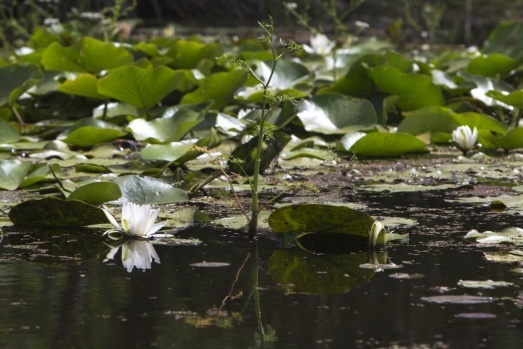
105;239;160;273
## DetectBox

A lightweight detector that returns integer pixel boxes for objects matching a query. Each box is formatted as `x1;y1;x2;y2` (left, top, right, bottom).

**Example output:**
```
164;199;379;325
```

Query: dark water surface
1;190;523;349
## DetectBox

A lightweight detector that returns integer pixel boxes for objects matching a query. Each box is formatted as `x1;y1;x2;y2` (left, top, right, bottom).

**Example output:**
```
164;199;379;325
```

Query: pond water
1;188;523;349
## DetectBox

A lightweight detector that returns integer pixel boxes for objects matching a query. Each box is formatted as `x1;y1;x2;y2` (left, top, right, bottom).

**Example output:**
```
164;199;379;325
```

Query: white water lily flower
103;202;166;238
452;125;478;154
303;33;335;56
105;239;160;273
368;221;387;247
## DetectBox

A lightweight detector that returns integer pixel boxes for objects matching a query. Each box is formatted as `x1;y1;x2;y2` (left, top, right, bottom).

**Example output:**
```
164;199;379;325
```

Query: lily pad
269;204;375;238
0;63;43;107
0;119;20;143
0;160;31;190
347;132;429;157
42;37;133;74
8;196;108;227
180;70;247;110
467;53;516;77
58;73;107;100
112;175;189;204
368;65;444;110
98;66;185;111
126;109;204;144
420;295;494;304
297;93;377;134
66;182;122;205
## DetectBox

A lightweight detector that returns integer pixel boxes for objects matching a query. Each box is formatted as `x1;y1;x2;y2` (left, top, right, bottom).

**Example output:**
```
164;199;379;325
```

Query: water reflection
104;239;160;272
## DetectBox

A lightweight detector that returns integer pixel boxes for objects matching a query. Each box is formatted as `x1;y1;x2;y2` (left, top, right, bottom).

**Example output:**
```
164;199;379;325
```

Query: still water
1;190;523;349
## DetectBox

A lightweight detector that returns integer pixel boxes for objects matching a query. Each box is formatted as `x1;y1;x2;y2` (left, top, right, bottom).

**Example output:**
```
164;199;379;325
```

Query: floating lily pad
297;93;377;134
42;37;133;74
8;196;108;227
180;70;247;110
66;182;122;205
0;63;43;107
58;73;107;100
467;53;516;77
112;175;189;204
126;109;204;144
0;119;20;143
457;280;514;289
98;66;185;111
269;204;374;238
347;132;429;157
0;160;31;190
368;65;444;110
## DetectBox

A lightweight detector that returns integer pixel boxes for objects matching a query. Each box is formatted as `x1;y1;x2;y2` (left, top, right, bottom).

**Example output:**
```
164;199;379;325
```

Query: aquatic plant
103;202;166;239
452;125;478;155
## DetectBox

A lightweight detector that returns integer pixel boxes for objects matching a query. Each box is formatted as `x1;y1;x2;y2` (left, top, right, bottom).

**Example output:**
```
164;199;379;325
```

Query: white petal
102;207;121;231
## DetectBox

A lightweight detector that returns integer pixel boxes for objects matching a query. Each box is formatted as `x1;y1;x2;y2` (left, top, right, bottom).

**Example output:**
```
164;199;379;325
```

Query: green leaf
268;249;376;294
112;175;189;204
368;66;444;110
66;182;122;205
126;109;204;143
497;127;523;151
319;51;412;97
467;53;516;77
255;59;310;89
41;37;133;74
0;63;43;107
269;204;375;238
98;65;185;111
20;163;60;188
452;112;507;135
62;126;126;147
486;90;523;108
297;93;377;134
58;74;107;100
483;20;523;60
397;107;459;135
180;70;247;110
8;196;108;227
166;40;223;69
348;132;429;157
0;160;31;190
0;119;20;143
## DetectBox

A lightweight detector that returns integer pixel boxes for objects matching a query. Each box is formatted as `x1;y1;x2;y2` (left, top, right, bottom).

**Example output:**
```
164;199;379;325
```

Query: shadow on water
1;189;523;348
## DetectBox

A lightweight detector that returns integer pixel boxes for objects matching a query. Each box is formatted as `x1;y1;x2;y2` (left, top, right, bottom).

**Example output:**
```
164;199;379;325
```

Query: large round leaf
497;128;523;151
349;132;429;157
368;66;444;110
0;160;31;190
297;93;377;134
452;112;507;135
0;63;43;107
397;107;459;135
58;74;107;100
483;20;523;60
98;66;185;111
269;204;374;238
467;53;516;77
42;37;133;74
180;70;247;110
0;119;20;143
126;109;204;143
8;196;108;227
62;126;126;147
166;40;223;69
66;182;122;205
112;175;189;204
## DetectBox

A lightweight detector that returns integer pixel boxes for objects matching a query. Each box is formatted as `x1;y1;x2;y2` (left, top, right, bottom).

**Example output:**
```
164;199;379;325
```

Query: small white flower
452;125;478;154
105;240;160;273
303;33;335;56
103;202;166;239
368;221;387;248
